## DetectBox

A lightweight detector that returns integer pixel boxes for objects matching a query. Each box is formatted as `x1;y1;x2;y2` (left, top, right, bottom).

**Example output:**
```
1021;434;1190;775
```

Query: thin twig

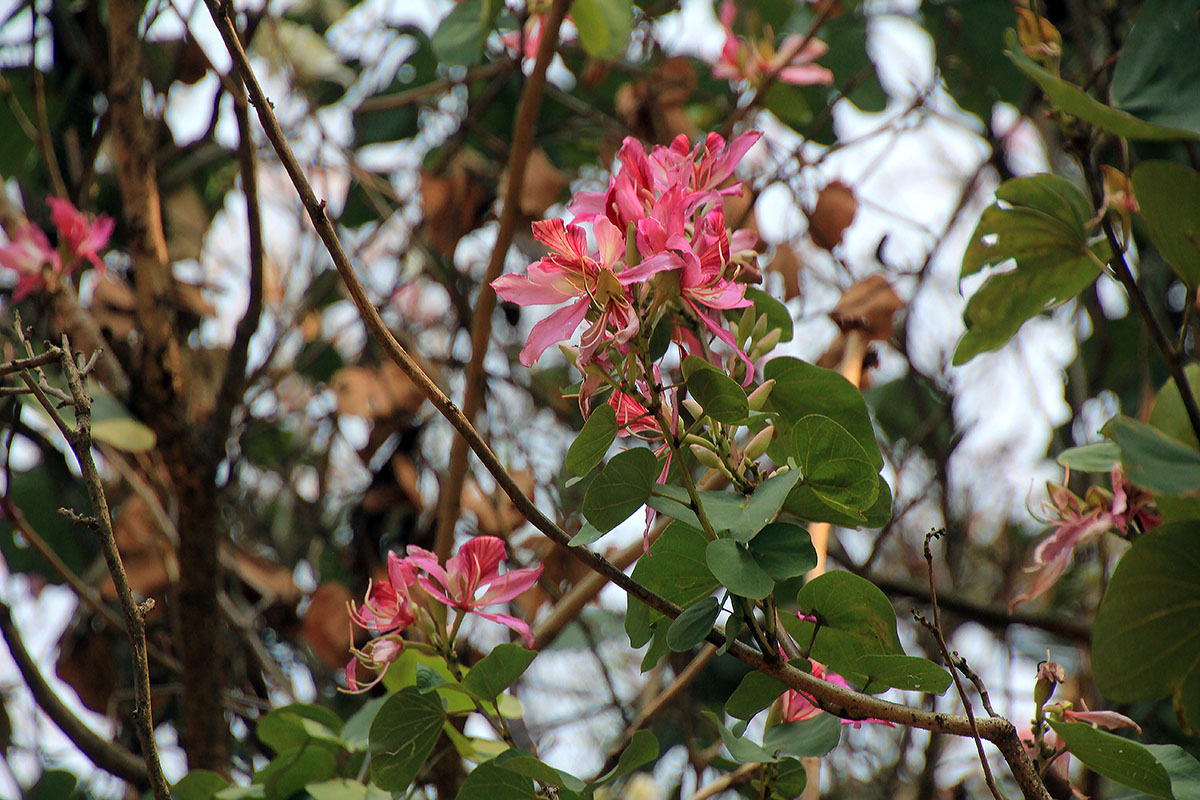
688;761;762;800
208;16;1052;798
917;529;1006;800
431;0;573;561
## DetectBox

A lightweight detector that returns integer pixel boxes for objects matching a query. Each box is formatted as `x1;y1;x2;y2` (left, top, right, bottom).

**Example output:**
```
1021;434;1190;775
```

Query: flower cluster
0;198;112;301
344;536;543;693
1011;467;1160;608
492;131;762;378
780;658;893;728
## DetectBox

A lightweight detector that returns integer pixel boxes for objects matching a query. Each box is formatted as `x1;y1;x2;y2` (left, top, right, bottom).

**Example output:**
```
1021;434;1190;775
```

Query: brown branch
431;0;573;561
208;16;1051;798
0;600;150;788
916;529;1006;800
0;351;59;377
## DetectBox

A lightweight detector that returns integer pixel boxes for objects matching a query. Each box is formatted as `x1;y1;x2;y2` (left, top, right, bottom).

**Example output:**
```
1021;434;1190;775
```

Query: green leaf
1146;745;1200;800
647;485;747;531
570;0;633;58
626;523;720;646
1005;29;1200;140
1111;0;1200;137
1149;365;1200;450
854;654;952;694
172;770;230;800
763;82;814;132
764;757;808;799
1092;523;1200;733
742;287;794;343
1057;441;1122;473
254;746;338;800
590;730;659;786
730;470;805;542
763;357;883;470
790;415;879;517
340;696;386;753
257;704;343;754
583;447;659;532
1102;415;1200;496
684;356;749;423
567;404;617;476
494;751;587;792
306;779;391;800
924;0;1025;121
1133;161;1200;287
667;596;721;651
461;643;537;701
456;760;538;800
90;417;157;452
1047;720;1174;799
707;539;775;600
704;711;778;763
416;663;449;694
747;522;817;580
953;173;1106;364
568;521;606;546
785;473;892;528
762;713;842;758
369;687;446;791
432;0;496;66
383;649;475;713
726;671;788;721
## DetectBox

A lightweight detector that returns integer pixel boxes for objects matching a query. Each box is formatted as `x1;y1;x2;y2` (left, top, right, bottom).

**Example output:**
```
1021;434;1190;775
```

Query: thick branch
210;18;1050;799
432;0;573;560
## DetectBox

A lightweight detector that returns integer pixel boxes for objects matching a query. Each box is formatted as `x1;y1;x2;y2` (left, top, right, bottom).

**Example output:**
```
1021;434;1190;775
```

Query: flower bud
744;425;775;461
1034;660;1066;708
751;328;783;360
690;444;726;471
684;433;712;449
682;398;705;420
772;464;791;476
750;313;769;342
746;379;775;411
733;305;756;344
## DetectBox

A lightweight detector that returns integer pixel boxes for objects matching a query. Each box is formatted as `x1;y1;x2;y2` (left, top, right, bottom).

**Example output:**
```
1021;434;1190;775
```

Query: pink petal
520;296;591;366
476;563;544;606
532;219;589;262
1063;706;1142;735
777;64;835;87
492;268;579;305
453;536;509;592
469;609;536;647
594;216;625;269
685;297;755;386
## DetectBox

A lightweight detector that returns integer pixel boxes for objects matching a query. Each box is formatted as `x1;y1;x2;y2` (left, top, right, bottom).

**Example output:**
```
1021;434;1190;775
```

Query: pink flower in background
405;536;543;646
713;1;834;88
47;197;113;272
0;223;61;300
781;659;894;728
1011;467;1160;609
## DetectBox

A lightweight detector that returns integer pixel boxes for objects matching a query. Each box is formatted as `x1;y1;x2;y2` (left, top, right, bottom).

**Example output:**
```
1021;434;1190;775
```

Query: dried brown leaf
829;274;904;341
809;181;857;250
767;243;803;301
303;582;354;670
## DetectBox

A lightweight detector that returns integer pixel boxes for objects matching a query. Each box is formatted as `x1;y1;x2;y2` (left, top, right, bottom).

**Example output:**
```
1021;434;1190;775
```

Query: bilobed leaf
1102;415;1200;496
626;523;719;645
1110;0;1200;137
172;771;229;800
730;470;805;542
1092;524;1200;733
571;0;633;58
667;595;721;651
704;711;777;764
461;643;537;701
855;654;952;694
747;522;817;580
763;358;883;469
1047;720;1174;799
255;746;338;799
684;356;749;423
369;688;445;791
583;447;659;532
455;760;538;800
762;713;842;758
1057;441;1122;473
707;538;774;600
415;664;449;694
786;473;892;528
790;415;879;517
726;671;788;721
257;704;343;754
567;404;617;476
647;485;747;531
1006;29;1200;140
954;173;1106;364
1132;161;1200;287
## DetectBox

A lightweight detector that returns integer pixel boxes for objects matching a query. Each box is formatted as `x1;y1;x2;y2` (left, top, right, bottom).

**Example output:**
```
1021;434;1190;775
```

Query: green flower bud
746;379;776;411
744;425;775;461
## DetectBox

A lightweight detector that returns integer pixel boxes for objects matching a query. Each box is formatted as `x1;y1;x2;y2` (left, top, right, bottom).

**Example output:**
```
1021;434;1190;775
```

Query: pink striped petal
519;296;591;366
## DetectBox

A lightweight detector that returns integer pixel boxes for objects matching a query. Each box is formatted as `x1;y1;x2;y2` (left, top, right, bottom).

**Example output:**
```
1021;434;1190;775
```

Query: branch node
58;507;99;529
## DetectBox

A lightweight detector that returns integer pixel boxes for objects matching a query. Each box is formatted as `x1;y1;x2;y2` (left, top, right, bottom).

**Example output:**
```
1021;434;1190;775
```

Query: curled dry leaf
616;56;699;144
808;180;858;250
55;627;119;714
223;546;301;606
461;469;536;539
302;582;355;669
829;274;904;341
503;148;567;219
767;243;803;301
331;363;425;421
103;494;176;601
420;154;490;257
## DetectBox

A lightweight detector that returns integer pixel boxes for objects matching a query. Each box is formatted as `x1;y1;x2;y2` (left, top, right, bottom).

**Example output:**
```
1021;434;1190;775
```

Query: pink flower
780;659;893;727
1011;468;1160;609
348;552;417;635
1059;701;1142;735
492;217;670;366
47;197;113;272
404;536;543;646
343;636;404;694
713;1;834;88
0;223;61;300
